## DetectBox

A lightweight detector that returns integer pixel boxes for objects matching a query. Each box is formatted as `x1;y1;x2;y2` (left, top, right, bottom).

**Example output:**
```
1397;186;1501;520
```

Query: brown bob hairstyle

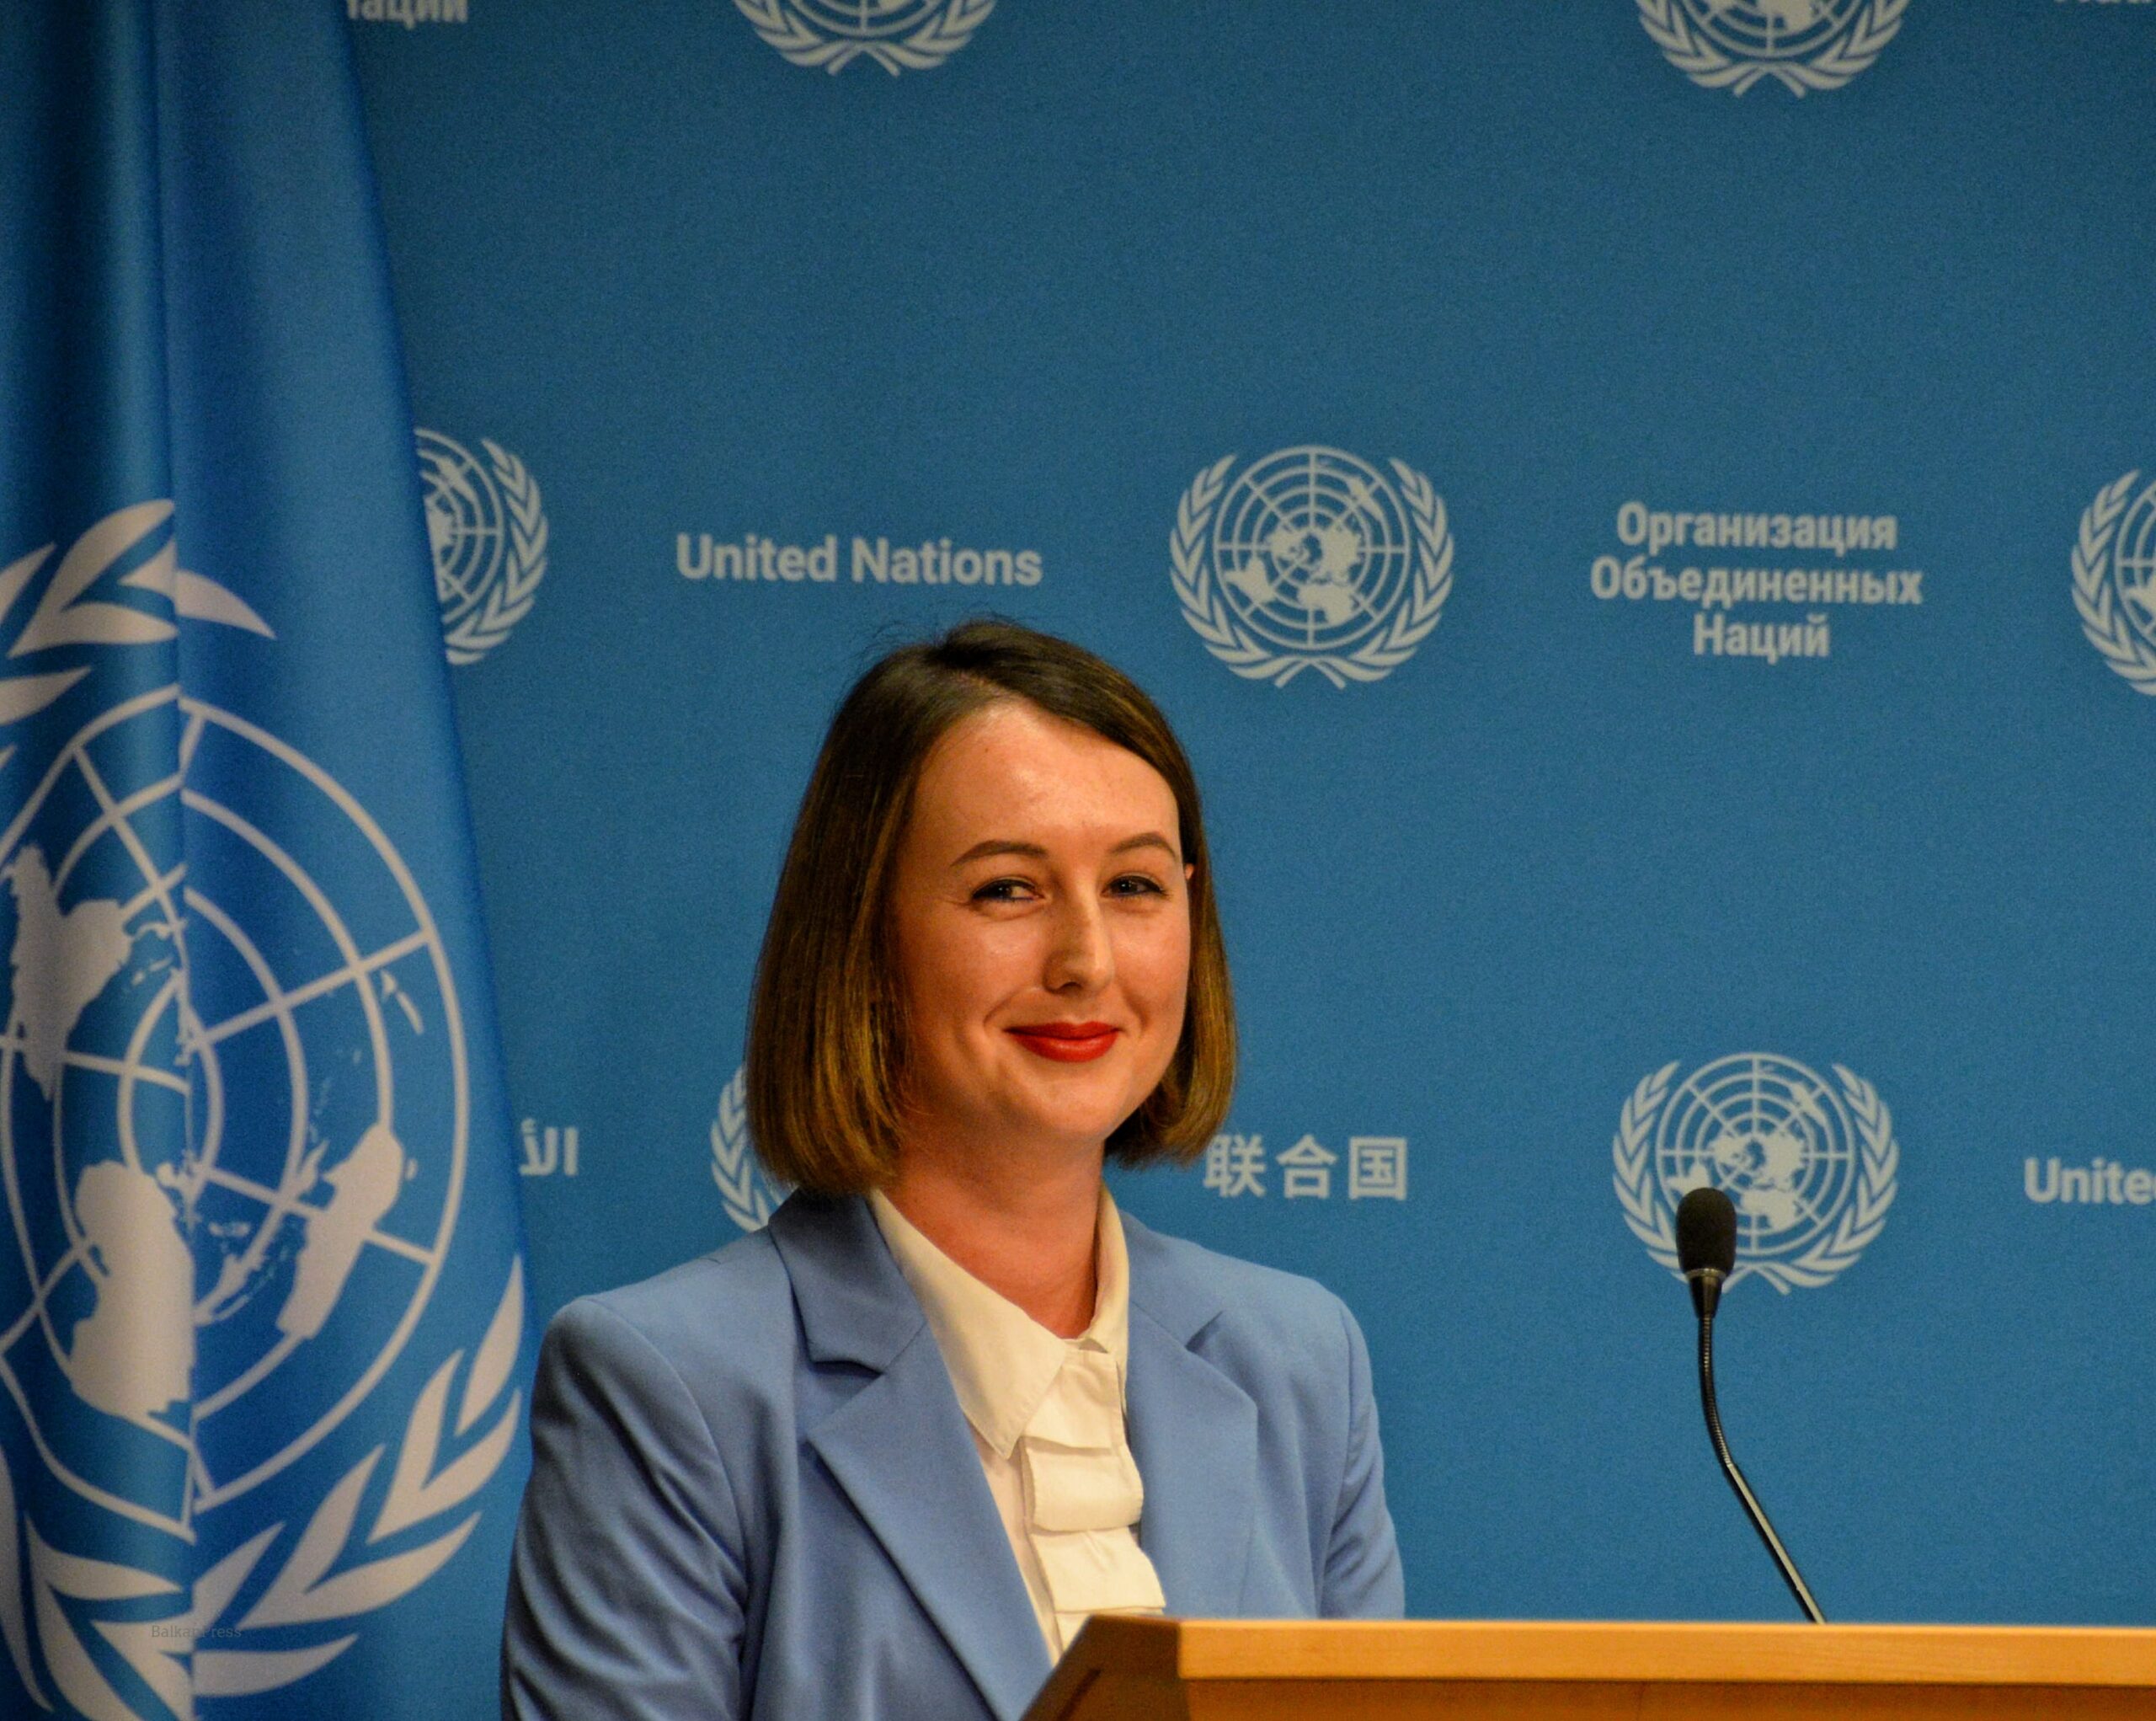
744;619;1235;1195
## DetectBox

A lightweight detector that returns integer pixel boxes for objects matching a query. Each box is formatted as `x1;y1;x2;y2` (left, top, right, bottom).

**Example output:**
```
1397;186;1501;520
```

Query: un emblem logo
1171;447;1453;688
416;429;547;665
1612;1054;1898;1292
0;504;520;1710
709;1066;791;1233
2073;471;2156;694
1637;0;1907;95
732;0;995;74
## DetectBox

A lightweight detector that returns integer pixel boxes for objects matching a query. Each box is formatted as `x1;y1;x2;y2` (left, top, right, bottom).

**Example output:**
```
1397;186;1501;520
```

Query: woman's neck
882;1141;1103;1339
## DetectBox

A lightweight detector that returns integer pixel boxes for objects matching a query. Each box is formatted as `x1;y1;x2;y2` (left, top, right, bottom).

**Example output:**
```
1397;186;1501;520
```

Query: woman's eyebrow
951;832;1177;865
952;839;1046;863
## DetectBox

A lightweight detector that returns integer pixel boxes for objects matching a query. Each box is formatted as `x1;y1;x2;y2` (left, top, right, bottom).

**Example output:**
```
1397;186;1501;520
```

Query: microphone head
1676;1185;1738;1278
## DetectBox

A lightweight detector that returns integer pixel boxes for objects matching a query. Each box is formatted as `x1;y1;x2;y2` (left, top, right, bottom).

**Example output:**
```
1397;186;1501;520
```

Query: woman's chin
985;1090;1143;1160
908;1057;1161;1162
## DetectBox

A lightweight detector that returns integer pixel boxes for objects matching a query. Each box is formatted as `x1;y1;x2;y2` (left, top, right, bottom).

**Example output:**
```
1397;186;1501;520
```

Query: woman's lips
1006;1022;1121;1063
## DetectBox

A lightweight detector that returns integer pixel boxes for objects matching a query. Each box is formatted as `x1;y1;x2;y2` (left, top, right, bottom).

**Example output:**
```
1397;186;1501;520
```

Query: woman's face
889;699;1193;1166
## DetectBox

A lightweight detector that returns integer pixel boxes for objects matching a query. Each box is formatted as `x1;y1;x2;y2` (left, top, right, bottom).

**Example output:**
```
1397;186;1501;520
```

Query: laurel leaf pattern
0;1456;45;1711
27;1524;174;1721
239;1453;378;1629
194;1638;356;1699
1168;456;1270;676
13;503;171;655
189;1526;278;1633
458;1253;523;1437
0;1254;504;1693
169;571;275;639
1637;0;1904;97
733;0;995;75
113;539;275;641
371;1354;520;1542
86;1618;190;1719
0;547;51;634
1611;1061;1682;1269
0;670;90;727
2071;473;2156;693
0;505;274;744
23;1537;176;1605
442;442;547;666
17;603;174;653
711;1067;786;1232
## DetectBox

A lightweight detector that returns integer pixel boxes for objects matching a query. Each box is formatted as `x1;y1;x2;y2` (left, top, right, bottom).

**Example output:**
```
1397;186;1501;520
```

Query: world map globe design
418;429;510;639
792;0;945;40
1679;0;1860;57
1652;1053;1857;1262
2109;476;2156;646
0;687;465;1533
1207;447;1416;656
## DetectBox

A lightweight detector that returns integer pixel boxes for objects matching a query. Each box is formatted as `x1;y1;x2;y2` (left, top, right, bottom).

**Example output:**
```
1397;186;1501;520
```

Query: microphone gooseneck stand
1694;1297;1826;1625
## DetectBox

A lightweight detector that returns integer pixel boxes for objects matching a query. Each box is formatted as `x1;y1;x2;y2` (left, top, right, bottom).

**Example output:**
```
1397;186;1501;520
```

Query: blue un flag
0;5;528;1716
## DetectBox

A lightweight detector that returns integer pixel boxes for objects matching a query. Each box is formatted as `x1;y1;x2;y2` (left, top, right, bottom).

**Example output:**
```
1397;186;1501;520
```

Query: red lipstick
1006;1021;1120;1063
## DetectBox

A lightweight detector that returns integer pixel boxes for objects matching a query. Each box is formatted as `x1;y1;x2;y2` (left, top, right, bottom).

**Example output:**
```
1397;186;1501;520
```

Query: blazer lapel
771;1197;1051;1721
1122;1216;1258;1617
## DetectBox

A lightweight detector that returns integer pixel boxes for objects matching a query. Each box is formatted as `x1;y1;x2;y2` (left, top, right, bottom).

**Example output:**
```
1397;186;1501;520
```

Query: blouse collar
868;1184;1130;1461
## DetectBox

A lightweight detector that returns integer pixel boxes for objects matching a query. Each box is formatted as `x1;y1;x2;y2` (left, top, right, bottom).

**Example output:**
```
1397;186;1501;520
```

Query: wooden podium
1022;1618;2156;1719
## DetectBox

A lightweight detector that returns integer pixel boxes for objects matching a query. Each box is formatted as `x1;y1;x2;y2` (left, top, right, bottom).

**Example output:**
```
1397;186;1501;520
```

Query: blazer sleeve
1319;1299;1406;1617
502;1296;750;1721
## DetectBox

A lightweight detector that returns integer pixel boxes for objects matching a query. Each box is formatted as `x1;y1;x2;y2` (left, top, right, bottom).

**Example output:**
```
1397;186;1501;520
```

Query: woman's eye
970;877;1035;903
1107;873;1166;897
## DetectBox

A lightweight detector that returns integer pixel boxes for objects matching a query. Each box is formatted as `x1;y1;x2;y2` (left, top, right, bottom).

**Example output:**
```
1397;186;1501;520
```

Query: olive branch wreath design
1;1264;523;1716
731;0;995;74
0;504;525;1716
710;1067;788;1234
1611;1060;1898;1294
440;441;546;668
1170;456;1453;690
2071;472;2156;695
1636;0;1908;95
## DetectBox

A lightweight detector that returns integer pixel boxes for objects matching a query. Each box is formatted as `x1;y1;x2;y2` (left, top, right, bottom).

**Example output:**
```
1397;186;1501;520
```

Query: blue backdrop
351;0;2156;1633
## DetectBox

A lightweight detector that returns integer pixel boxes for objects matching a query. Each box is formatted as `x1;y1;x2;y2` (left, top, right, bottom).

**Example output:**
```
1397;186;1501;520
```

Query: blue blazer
502;1194;1403;1720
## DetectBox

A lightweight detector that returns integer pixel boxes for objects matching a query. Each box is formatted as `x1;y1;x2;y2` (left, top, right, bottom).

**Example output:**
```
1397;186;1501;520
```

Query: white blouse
868;1188;1166;1658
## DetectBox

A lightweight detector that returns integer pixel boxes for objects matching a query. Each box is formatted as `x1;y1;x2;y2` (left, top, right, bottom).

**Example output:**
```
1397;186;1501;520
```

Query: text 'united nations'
676;533;1043;588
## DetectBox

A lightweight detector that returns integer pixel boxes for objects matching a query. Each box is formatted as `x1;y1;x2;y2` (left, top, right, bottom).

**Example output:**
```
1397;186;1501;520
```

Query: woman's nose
1042;895;1112;994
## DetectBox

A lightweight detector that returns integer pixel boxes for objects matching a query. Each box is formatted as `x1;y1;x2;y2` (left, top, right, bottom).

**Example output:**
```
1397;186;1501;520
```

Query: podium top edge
1060;1617;2156;1687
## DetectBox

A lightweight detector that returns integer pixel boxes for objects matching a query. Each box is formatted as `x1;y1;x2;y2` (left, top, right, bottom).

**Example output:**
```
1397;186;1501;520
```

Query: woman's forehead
911;703;1177;847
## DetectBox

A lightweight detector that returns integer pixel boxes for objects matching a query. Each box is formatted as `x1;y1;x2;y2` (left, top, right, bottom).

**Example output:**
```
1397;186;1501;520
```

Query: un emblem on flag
732;0;995;74
0;692;467;1510
1612;1054;1898;1292
2073;471;2156;694
0;505;521;1710
417;429;547;665
1171;447;1453;689
1636;0;1906;95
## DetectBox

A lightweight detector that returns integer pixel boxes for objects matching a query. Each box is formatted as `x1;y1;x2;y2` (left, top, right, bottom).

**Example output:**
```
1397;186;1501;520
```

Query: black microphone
1673;1186;1825;1623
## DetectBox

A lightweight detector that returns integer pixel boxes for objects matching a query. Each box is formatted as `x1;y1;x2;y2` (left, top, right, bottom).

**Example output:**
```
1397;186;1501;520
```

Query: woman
502;621;1403;1721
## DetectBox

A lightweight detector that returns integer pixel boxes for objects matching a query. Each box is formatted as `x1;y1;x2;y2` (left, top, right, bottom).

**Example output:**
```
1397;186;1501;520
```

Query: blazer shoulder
543;1227;798;1392
1125;1214;1359;1357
